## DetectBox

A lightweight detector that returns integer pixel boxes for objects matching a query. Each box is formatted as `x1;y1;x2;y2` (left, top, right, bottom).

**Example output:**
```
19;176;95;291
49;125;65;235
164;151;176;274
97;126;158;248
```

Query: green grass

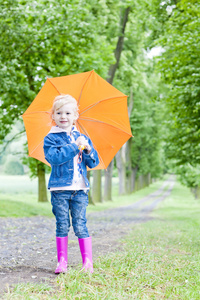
0;174;167;217
0;199;52;217
87;177;168;213
0;174;39;194
3;180;200;299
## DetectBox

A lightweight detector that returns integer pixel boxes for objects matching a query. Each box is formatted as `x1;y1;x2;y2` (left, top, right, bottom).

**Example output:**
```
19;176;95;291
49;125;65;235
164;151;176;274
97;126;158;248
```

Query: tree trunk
107;7;131;84
103;6;131;200
147;173;152;185
116;144;127;195
104;160;114;201
92;170;103;203
131;167;138;192
135;177;139;191
140;175;146;189
126;138;133;194
37;162;48;202
87;171;95;205
191;186;200;199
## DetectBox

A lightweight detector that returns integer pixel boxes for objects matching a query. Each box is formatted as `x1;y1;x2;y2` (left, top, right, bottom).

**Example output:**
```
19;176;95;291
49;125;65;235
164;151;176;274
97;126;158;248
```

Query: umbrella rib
79;96;127;116
28;139;44;156
77;120;106;169
47;78;61;95
79;117;133;136
78;70;94;105
77;120;90;138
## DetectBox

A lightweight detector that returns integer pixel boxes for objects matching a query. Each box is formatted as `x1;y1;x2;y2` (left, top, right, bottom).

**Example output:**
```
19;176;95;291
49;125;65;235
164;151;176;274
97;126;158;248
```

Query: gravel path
0;176;175;294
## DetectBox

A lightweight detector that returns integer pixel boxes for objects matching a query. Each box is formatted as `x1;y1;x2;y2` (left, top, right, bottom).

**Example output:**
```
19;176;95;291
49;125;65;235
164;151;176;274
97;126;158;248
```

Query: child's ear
75;112;79;121
73;118;78;124
73;114;79;125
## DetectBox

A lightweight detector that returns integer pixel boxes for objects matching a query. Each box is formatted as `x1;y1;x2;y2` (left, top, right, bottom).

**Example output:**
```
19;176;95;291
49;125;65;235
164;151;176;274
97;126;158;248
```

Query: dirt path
0;176;175;294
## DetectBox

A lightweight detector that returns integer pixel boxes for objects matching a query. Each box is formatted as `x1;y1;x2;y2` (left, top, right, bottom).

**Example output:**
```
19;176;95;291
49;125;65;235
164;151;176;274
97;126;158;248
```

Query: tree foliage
4;158;24;175
156;0;200;166
129;60;165;178
0;0;115;139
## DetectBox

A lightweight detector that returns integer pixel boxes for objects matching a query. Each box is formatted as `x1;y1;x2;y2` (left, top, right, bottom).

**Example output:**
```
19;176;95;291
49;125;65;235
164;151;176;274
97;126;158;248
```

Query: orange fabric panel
78;71;126;111
78;119;132;169
22;112;52;153
79;96;132;134
49;71;93;103
24;80;59;114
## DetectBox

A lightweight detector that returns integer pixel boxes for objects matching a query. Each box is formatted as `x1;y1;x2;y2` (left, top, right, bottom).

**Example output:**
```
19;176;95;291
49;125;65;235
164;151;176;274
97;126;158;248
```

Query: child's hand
76;136;91;153
75;136;86;147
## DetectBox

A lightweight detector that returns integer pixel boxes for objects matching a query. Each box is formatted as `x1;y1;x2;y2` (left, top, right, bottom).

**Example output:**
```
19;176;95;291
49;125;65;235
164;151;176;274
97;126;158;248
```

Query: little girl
43;94;99;274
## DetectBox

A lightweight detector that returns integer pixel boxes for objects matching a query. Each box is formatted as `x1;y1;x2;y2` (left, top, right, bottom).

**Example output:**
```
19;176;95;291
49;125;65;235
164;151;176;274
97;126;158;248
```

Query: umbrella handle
77;145;85;164
79;145;85;151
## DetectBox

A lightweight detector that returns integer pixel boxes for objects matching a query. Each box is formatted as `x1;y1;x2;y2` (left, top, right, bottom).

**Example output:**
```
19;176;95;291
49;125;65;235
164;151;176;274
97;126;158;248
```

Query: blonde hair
51;94;79;122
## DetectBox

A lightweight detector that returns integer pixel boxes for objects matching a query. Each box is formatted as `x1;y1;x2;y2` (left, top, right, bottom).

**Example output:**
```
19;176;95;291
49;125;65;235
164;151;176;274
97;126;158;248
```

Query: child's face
52;103;77;131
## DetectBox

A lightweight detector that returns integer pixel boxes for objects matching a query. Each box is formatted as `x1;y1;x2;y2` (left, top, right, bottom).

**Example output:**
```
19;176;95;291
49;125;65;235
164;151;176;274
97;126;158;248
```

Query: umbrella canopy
22;70;132;169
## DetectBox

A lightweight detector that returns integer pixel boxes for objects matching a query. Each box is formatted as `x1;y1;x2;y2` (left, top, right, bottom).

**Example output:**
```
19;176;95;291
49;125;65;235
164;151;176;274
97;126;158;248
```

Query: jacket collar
48;125;78;134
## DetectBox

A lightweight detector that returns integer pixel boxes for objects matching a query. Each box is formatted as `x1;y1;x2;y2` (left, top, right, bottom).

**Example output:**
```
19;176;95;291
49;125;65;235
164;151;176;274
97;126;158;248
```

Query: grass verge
0;176;167;217
3;180;200;299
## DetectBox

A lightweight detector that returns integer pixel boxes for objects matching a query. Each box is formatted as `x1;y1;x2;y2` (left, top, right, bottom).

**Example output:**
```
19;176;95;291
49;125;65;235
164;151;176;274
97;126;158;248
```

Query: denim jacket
43;126;99;189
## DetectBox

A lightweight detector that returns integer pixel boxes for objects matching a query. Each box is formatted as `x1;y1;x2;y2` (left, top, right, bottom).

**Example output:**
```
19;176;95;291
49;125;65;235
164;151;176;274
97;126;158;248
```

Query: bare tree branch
0;130;25;155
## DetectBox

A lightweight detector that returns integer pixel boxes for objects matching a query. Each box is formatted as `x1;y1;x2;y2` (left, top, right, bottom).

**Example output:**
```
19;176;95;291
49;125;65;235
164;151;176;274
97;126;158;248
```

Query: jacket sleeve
43;135;79;165
82;137;99;169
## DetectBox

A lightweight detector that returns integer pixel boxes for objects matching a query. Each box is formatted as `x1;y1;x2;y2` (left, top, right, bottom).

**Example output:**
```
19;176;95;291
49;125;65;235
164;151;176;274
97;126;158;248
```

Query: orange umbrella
22;70;132;170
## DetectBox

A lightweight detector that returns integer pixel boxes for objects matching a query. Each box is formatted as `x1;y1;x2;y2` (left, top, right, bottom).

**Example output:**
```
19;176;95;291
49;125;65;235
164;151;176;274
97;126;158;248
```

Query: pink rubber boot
78;236;93;273
55;236;68;274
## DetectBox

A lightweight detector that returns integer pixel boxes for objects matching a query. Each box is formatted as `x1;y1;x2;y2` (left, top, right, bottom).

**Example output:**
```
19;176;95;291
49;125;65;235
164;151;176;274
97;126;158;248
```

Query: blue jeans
51;190;89;238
